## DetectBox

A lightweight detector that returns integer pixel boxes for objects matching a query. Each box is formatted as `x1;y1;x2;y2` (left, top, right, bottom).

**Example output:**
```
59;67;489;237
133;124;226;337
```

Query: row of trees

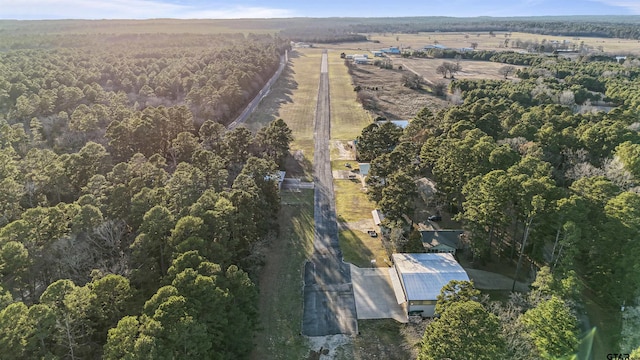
0;30;294;358
355;50;640;353
0;32;287;134
419;274;590;360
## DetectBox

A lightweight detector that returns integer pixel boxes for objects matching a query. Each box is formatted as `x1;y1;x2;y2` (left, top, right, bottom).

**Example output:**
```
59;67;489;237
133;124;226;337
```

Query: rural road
227;51;287;130
302;50;358;336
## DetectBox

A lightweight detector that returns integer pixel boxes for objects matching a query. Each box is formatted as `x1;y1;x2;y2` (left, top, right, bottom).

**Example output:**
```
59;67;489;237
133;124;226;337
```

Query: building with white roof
391;253;469;317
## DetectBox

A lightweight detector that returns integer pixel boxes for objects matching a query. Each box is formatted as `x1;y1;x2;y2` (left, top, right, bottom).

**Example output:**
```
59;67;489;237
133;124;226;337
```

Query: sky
1;0;639;20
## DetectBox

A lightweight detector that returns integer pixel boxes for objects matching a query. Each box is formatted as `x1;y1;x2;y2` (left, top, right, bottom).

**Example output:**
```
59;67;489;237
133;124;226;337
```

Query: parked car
428;215;442;222
367;230;378;237
345;163;352;168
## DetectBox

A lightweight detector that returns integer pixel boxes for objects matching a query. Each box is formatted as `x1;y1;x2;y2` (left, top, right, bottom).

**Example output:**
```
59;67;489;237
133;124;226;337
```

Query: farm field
331;31;640;55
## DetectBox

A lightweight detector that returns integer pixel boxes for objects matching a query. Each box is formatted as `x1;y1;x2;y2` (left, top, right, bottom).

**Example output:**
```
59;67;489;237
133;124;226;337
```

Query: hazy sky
1;0;639;20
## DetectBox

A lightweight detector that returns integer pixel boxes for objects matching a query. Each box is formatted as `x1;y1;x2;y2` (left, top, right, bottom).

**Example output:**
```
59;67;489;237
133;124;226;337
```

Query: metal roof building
391;253;469;317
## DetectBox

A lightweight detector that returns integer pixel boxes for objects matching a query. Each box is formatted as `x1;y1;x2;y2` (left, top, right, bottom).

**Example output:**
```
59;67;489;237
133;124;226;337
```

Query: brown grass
330;31;640;55
347;63;448;120
399;57;526;84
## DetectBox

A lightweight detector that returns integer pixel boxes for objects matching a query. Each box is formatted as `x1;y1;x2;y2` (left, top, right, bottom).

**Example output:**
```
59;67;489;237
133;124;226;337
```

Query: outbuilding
391;253;469;317
421;230;464;255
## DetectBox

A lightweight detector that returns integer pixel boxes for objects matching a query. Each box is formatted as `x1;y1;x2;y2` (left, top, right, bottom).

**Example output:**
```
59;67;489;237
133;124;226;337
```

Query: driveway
351;265;407;323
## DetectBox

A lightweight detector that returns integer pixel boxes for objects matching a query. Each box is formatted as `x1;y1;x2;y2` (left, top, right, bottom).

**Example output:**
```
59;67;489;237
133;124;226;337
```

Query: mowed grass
327;50;372;140
334;179;388;267
252;190;314;360
244;48;322;177
327;52;388;268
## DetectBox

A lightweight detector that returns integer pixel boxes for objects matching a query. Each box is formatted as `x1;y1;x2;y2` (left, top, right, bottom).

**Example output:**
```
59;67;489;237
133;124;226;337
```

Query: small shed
372;209;385;226
380;47;401;54
391;253;469;317
358;163;371;177
420;230;464;255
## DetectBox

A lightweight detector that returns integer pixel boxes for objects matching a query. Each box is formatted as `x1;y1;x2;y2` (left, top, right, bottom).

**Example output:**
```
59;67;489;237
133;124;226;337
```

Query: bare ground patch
348;64;448;120
330;140;356;160
398;57;526;84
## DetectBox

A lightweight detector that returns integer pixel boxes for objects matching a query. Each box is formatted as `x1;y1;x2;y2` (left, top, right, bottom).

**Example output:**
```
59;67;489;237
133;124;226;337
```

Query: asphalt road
302;50;358;336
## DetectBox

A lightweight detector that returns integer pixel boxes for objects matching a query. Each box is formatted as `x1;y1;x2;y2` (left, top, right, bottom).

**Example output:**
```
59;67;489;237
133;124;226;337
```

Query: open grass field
399;57;526;83
331;31;640;55
251;190;315;360
245;48;323;179
334;178;389;268
327;50;373;140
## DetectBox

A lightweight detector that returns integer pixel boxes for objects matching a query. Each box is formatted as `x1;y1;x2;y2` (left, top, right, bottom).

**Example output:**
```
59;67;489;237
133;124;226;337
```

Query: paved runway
302;50;358;336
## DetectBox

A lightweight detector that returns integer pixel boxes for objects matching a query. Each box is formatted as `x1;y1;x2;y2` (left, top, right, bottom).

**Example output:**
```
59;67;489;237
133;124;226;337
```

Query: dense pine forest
356;51;640;356
0;30;293;358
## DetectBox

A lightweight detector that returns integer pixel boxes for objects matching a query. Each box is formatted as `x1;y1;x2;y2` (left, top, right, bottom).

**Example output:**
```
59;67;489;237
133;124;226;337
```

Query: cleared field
347;63;448;120
245;48;322;178
252;190;314;360
399;57;526;84
331;31;640;55
327;50;373;140
333;178;388;268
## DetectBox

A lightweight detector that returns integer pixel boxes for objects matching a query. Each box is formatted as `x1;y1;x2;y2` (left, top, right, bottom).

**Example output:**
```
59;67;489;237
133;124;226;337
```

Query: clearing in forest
245;48;323;179
251;190;315;360
398;57;526;83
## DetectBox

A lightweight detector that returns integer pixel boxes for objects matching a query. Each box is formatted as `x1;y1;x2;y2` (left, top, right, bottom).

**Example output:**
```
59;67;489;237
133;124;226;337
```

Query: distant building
420;230;465;255
354;57;370;64
265;171;287;190
372;209;385;226
391;253;470;317
423;44;448;50
291;42;312;48
358;163;371;177
376;119;409;129
380;46;401;54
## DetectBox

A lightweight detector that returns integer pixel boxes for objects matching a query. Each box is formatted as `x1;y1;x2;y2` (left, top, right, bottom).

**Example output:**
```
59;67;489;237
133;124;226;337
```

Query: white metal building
391;253;470;317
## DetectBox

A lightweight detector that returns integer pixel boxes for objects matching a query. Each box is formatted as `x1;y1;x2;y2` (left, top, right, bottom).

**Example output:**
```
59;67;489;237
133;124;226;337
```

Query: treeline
0;33;287;128
343;15;640;39
410;49;548;66
0;32;294;358
280;28;367;43
356;53;640;314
